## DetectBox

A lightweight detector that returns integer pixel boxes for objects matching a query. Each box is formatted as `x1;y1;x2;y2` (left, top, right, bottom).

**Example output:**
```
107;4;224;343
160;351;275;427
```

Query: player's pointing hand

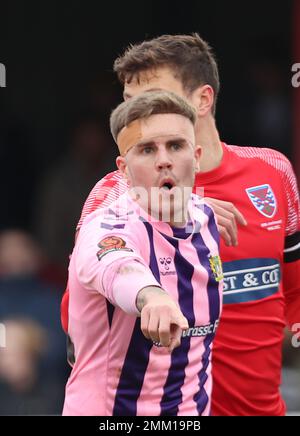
137;286;189;352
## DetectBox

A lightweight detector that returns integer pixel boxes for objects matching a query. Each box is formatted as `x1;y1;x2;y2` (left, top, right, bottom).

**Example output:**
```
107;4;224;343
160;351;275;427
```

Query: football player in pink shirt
62;34;300;415
63;91;223;416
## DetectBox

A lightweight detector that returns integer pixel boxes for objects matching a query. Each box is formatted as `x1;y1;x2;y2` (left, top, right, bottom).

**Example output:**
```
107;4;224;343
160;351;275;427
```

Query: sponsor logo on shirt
152;320;219;346
208;255;223;282
159;257;176;276
246;184;277;218
182;320;220;338
96;236;133;261
222;258;281;304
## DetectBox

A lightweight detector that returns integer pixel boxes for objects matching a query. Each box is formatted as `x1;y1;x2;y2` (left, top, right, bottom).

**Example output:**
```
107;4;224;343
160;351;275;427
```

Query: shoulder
81;196;132;229
90;170;127;198
98;169;124;183
76;170;128;230
226;143;292;174
79;193;144;243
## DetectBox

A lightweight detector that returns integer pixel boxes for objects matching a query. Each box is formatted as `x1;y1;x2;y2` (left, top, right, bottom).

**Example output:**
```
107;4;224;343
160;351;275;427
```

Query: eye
170;142;182;151
142;146;154;154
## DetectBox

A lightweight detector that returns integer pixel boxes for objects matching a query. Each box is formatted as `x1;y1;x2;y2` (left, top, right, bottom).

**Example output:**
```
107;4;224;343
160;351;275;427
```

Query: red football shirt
195;143;300;416
61;143;300;415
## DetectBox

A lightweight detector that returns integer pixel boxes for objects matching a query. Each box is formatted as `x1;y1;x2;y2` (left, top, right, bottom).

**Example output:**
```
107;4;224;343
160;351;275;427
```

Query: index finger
158;313;171;347
168;324;184;353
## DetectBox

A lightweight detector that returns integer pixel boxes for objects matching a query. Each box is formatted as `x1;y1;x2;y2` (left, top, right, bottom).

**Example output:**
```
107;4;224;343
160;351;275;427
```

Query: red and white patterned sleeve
229;145;300;326
61;170;128;336
281;156;300;327
76;170;128;230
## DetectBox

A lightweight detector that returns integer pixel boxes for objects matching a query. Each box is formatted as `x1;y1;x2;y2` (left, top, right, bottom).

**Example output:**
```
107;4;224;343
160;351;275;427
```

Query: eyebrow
166;138;188;147
134;137;189;149
135;141;156;150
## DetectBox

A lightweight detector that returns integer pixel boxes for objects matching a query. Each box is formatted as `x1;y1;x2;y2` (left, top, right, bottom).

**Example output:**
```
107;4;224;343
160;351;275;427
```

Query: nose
155;147;173;171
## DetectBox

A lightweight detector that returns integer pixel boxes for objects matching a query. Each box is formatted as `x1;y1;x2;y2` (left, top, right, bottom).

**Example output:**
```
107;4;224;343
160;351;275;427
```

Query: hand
204;197;247;246
136;286;189;353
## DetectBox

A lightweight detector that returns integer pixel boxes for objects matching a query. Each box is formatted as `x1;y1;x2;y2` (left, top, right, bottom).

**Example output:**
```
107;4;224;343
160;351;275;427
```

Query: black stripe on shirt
284;231;300;263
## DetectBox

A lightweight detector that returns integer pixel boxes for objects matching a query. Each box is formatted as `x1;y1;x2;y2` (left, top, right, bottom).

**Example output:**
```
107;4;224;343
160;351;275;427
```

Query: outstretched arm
107;262;188;352
137;286;188;353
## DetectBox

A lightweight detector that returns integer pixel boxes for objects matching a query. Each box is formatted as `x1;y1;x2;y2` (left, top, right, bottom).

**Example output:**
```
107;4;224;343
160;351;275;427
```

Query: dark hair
114;33;220;115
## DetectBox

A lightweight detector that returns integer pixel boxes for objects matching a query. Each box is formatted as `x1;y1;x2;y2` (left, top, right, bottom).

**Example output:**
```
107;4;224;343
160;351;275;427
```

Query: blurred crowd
0;229;68;414
0;84;119;412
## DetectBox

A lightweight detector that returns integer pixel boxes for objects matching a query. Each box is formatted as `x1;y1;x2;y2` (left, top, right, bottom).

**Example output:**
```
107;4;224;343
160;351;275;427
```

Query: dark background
0;0;295;234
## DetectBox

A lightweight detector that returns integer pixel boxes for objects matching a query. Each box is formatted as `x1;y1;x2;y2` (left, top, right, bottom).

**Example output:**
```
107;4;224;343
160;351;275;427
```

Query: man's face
123;67;190;103
116;113;201;225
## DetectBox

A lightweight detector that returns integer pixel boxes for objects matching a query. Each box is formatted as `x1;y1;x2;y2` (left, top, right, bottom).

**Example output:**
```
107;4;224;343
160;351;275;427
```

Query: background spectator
0;230;68;415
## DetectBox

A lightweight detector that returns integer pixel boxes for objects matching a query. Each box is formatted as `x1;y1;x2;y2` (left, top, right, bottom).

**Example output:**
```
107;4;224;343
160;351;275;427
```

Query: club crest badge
246;184;277;218
208;255;223;282
96;236;133;260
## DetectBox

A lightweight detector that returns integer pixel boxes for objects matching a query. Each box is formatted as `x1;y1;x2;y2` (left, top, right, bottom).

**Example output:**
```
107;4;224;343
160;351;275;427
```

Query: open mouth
159;178;176;191
161;182;174;190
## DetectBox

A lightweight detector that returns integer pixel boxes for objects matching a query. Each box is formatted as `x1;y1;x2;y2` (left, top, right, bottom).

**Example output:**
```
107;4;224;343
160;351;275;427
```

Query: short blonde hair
110;90;196;143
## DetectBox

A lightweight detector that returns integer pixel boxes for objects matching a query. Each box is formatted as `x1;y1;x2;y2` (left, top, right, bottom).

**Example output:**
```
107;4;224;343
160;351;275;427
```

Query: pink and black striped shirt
63;193;223;416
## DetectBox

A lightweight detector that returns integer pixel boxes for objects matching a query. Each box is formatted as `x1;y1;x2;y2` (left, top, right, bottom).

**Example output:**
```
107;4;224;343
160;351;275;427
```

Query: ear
116;156;129;180
194;145;202;173
190;85;214;117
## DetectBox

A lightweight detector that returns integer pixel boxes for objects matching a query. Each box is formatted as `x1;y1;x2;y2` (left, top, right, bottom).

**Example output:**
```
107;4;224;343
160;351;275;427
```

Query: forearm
136;286;167;312
106;260;188;351
103;258;161;315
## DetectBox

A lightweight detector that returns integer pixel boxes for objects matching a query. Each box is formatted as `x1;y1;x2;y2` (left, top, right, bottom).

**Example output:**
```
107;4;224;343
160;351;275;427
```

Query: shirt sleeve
282;158;300;327
282;157;300;237
74;217;161;315
76;171;128;230
60;287;69;333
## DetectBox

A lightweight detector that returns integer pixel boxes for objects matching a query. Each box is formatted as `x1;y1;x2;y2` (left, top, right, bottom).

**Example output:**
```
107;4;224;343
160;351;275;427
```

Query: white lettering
223;275;238;291
99;421;134;433
0;63;6;87
262;271;270;284
292;63;300;88
0;323;6;348
291;323;300;348
262;269;279;284
243;273;258;287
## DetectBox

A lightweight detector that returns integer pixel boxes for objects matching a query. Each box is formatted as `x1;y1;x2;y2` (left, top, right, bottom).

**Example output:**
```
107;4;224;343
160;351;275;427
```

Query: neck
131;194;190;228
195;114;223;172
166;203;191;228
155;208;189;228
